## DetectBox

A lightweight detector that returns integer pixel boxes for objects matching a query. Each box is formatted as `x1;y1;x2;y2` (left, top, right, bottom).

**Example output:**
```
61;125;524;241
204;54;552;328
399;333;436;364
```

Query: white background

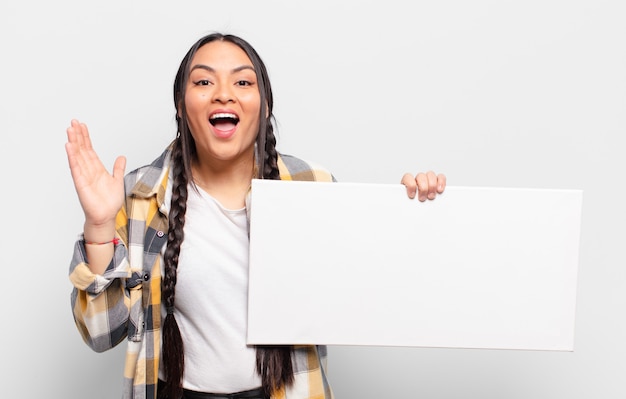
0;1;624;398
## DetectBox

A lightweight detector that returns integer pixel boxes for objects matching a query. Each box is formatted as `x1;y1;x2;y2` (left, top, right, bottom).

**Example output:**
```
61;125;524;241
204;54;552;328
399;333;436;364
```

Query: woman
65;32;446;399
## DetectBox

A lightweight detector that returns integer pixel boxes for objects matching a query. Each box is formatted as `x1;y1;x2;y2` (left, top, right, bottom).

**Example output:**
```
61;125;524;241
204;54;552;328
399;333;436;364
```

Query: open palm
65;119;126;226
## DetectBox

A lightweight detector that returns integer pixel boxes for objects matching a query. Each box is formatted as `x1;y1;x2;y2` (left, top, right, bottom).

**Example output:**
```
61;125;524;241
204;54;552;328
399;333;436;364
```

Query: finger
67;120;89;171
66;120;83;153
66;120;100;183
66;122;87;176
426;171;438;200
437;173;447;193
416;173;429;202
75;121;99;166
401;173;418;199
65;141;82;180
66;120;77;143
69;119;86;150
79;121;96;154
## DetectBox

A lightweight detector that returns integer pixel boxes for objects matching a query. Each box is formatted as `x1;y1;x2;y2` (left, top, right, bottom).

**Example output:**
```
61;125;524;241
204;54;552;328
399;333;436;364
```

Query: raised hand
65;119;126;231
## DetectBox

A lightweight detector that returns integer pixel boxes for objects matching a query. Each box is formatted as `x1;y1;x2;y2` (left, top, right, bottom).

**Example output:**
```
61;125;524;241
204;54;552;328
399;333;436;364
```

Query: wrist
84;237;120;246
83;220;116;244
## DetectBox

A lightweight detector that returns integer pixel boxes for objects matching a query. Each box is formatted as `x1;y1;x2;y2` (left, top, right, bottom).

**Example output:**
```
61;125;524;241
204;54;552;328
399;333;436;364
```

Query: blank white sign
247;180;582;351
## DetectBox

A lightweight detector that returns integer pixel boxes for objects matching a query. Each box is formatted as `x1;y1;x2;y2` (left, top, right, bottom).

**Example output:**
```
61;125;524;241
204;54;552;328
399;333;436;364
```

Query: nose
212;81;234;104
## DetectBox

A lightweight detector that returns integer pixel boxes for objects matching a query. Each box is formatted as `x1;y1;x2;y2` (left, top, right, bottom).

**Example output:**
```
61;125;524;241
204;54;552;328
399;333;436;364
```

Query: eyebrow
190;64;256;74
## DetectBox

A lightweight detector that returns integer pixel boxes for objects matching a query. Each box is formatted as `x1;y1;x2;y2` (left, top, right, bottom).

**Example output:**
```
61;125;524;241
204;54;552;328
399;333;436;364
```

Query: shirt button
157;230;164;237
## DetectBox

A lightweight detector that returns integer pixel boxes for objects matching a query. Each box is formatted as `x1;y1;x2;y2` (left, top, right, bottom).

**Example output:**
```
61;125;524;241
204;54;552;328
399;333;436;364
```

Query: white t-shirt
159;184;261;393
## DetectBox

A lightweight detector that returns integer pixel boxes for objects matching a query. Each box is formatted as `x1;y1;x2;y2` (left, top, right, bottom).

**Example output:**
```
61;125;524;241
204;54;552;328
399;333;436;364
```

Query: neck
192;154;256;210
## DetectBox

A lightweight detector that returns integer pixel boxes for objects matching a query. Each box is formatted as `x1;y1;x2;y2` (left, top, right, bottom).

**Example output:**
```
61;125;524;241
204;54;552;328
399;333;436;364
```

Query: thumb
112;156;127;181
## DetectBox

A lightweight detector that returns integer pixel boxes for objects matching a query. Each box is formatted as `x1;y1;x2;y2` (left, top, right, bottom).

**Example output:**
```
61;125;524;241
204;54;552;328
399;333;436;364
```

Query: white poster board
247;181;582;351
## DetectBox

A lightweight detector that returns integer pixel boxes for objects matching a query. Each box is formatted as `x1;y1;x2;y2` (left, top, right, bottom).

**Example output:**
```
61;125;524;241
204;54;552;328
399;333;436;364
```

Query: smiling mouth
209;113;240;129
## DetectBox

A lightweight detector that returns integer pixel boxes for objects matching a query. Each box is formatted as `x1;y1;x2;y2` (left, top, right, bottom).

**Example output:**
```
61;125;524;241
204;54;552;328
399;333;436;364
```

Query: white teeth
210;113;238;120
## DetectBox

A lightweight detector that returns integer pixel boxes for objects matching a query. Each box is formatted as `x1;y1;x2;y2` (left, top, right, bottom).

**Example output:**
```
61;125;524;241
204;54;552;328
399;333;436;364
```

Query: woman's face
184;40;262;166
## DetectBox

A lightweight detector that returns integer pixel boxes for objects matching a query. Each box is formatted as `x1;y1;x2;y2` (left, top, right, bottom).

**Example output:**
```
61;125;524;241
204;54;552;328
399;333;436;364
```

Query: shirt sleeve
68;209;132;353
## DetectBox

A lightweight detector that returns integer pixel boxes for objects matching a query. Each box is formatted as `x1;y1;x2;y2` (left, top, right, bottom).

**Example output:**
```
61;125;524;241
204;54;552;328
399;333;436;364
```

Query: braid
256;119;294;397
263;122;280;181
256;346;295;397
160;139;187;399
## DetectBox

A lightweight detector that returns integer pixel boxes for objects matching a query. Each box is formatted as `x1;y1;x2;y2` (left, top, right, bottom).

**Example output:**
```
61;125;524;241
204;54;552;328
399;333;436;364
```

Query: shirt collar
130;142;173;211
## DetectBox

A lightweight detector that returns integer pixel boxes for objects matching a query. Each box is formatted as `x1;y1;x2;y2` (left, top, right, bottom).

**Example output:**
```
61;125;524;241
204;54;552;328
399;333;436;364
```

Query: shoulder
124;143;173;197
277;153;336;182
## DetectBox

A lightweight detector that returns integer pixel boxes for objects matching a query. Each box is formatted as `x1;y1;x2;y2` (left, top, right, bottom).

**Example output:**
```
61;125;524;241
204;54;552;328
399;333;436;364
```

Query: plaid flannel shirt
69;144;336;399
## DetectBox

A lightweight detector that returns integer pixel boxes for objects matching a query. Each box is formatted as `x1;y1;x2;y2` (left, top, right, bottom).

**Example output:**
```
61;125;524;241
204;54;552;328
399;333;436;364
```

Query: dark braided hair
160;32;292;399
160;139;187;399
